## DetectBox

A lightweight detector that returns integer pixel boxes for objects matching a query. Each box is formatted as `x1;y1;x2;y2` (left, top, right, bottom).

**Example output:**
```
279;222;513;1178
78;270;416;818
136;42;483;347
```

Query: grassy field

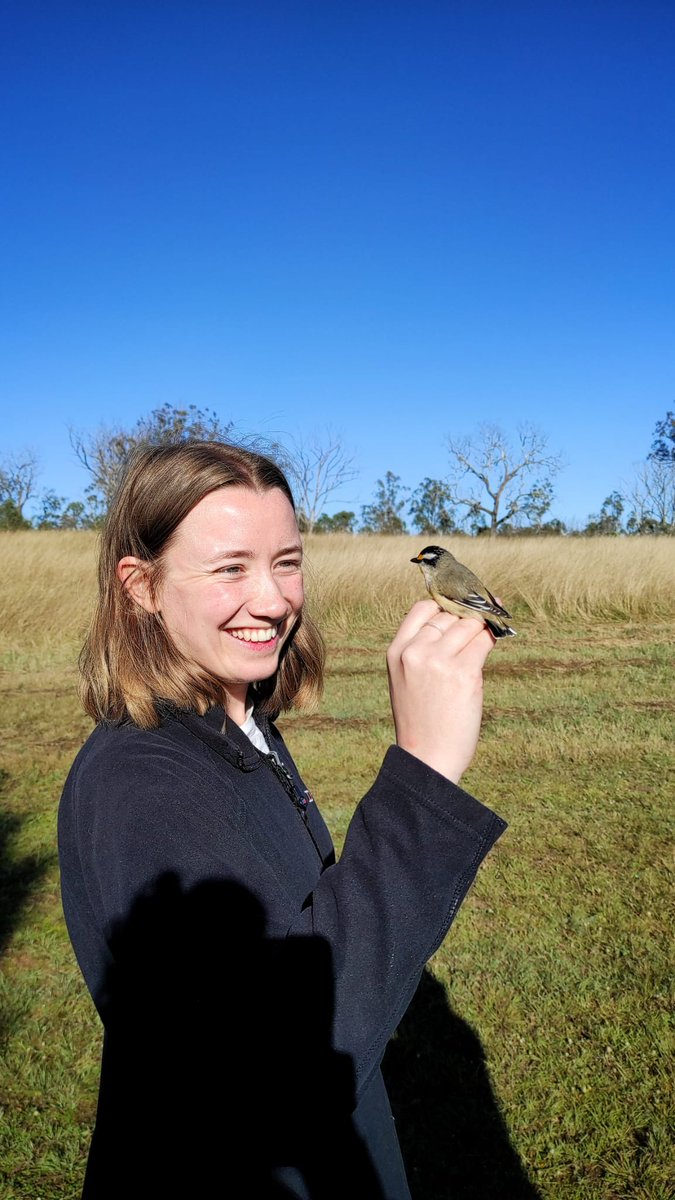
1;531;674;1198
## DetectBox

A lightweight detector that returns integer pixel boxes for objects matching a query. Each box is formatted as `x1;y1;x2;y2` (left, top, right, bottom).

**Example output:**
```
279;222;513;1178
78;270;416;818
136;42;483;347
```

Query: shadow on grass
0;770;52;1043
383;969;541;1200
0;770;50;956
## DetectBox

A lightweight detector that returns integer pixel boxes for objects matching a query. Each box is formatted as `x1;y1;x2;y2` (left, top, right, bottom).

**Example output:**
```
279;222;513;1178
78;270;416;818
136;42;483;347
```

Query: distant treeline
1;406;673;536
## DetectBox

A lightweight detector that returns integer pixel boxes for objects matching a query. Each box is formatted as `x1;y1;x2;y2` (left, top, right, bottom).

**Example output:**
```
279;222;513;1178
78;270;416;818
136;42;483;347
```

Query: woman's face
152;486;304;719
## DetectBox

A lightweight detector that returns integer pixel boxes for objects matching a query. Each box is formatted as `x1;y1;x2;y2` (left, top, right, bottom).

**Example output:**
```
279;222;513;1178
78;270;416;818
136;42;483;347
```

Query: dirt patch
2;732;86;750
328;664;381;678
4;950;42;972
0;686;74;697
327;645;382;655
482;707;546;723
488;655;652;678
277;715;391;733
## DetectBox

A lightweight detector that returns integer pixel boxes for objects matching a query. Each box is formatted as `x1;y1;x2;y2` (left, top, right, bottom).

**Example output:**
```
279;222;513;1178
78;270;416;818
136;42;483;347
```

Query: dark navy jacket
58;705;506;1199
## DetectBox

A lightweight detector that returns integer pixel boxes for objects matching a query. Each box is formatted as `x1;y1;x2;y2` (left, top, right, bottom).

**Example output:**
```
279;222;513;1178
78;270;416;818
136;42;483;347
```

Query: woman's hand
386;599;495;785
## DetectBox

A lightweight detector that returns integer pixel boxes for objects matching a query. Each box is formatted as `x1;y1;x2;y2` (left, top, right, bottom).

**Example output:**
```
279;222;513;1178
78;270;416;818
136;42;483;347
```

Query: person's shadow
0;768;51;1043
85;872;387;1199
383;969;541;1199
73;868;540;1200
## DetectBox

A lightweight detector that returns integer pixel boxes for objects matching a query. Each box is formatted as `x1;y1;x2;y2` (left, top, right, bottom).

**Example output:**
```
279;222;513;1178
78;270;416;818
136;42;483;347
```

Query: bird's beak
410;554;422;563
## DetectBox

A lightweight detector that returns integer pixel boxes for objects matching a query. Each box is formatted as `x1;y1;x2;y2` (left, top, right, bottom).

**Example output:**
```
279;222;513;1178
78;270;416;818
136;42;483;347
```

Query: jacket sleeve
289;744;506;1094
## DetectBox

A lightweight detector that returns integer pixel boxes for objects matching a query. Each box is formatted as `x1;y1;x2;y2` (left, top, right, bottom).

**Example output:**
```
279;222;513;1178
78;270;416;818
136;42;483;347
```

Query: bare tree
70;403;235;515
0;448;40;515
445;424;562;536
625;459;675;534
70;425;143;519
287;432;357;533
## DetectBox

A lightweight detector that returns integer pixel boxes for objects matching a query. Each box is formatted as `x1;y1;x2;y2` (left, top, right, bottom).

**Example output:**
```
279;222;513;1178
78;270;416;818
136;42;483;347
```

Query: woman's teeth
228;626;278;643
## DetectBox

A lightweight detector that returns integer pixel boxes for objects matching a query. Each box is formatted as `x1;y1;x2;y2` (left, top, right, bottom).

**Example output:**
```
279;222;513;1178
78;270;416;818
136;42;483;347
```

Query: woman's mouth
225;625;280;650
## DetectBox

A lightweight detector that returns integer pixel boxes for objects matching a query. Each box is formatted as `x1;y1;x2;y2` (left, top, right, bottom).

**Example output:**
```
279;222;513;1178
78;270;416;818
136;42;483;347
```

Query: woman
58;440;506;1199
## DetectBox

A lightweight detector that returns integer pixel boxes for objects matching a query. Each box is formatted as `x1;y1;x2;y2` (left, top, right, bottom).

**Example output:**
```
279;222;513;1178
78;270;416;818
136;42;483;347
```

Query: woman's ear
117;557;158;613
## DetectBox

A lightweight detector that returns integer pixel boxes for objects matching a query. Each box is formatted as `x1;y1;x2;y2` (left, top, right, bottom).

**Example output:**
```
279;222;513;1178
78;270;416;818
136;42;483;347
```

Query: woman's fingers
388;599;453;651
387;602;496;785
388;600;492;666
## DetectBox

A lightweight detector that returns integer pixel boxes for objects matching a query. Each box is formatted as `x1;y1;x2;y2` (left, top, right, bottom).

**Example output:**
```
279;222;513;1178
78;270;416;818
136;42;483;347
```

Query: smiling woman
58;440;506;1200
117;487;306;723
78;442;323;729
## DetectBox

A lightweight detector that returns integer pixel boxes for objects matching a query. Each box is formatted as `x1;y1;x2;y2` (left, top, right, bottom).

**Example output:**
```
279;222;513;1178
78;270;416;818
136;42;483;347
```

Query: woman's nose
250;572;290;617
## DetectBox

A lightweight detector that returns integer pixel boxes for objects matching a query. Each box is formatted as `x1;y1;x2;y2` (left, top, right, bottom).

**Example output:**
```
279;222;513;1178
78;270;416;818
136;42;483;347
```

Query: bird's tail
485;618;516;638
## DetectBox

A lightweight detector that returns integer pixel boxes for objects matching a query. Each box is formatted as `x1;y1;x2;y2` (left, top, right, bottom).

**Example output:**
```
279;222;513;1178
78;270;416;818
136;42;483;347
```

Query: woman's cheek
291;577;305;611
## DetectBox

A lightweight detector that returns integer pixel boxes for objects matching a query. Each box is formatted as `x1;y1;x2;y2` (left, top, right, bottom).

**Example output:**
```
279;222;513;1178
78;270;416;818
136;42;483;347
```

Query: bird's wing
458;590;512;619
483;586;511;618
450;564;511;618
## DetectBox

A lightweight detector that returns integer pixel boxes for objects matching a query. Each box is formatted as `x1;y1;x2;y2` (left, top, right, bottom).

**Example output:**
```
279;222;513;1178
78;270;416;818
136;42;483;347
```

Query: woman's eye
216;564;244;576
277;559;302;572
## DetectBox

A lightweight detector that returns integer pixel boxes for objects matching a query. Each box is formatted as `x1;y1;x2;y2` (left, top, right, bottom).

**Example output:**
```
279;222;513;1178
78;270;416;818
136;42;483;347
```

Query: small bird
410;545;516;638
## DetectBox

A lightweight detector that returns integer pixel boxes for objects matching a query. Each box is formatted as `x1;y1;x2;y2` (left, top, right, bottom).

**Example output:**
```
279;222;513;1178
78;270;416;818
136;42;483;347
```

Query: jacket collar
166;704;264;772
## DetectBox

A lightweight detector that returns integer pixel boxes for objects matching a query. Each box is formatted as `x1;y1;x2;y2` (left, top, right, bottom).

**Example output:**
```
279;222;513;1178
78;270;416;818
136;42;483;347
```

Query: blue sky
2;0;674;527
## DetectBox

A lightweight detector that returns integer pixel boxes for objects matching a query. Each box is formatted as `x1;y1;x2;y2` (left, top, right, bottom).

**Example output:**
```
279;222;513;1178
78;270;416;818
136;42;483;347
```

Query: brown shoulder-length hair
80;440;325;729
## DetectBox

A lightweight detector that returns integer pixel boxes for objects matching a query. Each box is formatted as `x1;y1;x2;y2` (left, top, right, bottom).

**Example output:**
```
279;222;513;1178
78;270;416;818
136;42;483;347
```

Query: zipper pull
263;753;308;821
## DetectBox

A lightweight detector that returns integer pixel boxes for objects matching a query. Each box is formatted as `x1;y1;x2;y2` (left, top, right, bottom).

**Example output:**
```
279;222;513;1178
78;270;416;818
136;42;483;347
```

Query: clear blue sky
2;0;674;527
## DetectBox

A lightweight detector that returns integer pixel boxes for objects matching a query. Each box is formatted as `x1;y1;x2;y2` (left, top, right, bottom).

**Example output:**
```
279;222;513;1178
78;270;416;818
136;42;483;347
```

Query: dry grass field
1;530;674;1198
305;532;675;630
2;530;674;658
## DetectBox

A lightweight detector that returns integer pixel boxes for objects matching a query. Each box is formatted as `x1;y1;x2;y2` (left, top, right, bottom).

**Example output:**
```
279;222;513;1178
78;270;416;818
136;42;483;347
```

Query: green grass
1;617;674;1197
281;623;675;1198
